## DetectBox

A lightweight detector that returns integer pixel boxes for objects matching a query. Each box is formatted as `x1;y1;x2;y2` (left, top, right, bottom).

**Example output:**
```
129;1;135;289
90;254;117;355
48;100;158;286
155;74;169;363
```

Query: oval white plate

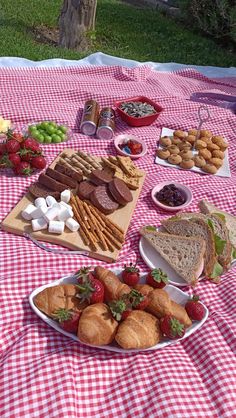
29;269;208;353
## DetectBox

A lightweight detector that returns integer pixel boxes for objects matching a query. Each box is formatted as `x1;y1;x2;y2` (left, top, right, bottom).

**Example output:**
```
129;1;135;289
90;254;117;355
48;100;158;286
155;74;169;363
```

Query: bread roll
212;150;224;159
202;164;218;174
178;141;192;151
156;149;170;160
209;158;223;169
160;136;172;147
188;129;198;136
199;149;212;160
180;159;194;169
193;155;206;168
207;143;220;152
185;135;196;145
180;150;193;159
172;136;182;145
195;140;207;150
173;130;187;139
94;266;130;302
200;129;212;138
78;303;118;346
168;154;182;165
168;145;180;154
115;310;161;349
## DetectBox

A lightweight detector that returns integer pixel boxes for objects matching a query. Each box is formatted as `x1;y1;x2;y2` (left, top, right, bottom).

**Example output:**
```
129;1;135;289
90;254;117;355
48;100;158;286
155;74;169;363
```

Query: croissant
115;310;161;349
78;303;118;346
133;284;154;296
146;289;192;328
34;284;87;318
94;266;131;302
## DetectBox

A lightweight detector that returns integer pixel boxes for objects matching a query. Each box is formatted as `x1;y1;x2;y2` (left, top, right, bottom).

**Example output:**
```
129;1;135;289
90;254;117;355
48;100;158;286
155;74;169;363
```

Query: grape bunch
156;184;186;207
28;121;68;144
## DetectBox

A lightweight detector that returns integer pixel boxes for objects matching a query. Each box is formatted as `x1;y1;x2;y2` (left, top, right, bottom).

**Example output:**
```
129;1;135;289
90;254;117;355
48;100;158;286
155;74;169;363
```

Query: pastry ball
200;129;212;138
168;154;182;165
156;148;170;160
208;158;223;169
193;155;206;168
180;159;195;169
212;149;224;159
178;141;192;151
188;129;198;136
180;150;193;159
160;136;172;147
173;130;187;139
200;136;212;146
202;164;218;174
172;136;182;145
167;145;180;154
195;140;207;150
212;135;224;145
199;149;212;160
185;135;196;145
207;143;220;152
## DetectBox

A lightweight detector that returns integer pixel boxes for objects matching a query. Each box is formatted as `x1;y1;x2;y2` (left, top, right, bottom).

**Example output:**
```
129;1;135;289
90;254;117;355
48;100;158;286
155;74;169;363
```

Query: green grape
58;125;67;134
52;134;61;143
44;135;52;143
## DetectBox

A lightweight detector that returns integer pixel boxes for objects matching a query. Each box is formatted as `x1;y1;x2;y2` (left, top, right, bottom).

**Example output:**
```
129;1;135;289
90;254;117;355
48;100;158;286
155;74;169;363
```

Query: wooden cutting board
1;149;146;262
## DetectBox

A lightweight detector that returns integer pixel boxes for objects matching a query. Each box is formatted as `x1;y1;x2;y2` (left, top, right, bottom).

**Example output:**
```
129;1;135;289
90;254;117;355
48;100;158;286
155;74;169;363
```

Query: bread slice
140;227;205;285
161;218;216;277
199;200;236;249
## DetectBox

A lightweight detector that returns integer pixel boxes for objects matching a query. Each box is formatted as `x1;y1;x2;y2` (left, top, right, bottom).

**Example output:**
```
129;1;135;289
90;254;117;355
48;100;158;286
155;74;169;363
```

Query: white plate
29;269;208;353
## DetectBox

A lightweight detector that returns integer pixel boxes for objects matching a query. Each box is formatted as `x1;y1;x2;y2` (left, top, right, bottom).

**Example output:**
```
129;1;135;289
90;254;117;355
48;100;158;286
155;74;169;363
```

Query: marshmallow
48;220;65;234
34;197;47;209
46;196;57;207
59;201;73;217
44;206;60;223
22;204;38;221
57;207;72;222
31;217;48;232
60;189;71;203
65;217;80;232
31;206;49;219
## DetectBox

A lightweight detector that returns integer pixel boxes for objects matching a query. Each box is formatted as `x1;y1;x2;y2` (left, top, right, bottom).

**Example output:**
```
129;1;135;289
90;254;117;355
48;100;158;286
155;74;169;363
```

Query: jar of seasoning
96;107;115;140
80;99;100;136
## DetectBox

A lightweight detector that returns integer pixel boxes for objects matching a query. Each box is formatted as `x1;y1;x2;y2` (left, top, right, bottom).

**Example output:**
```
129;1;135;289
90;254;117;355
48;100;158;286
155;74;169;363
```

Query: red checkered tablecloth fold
0;65;236;418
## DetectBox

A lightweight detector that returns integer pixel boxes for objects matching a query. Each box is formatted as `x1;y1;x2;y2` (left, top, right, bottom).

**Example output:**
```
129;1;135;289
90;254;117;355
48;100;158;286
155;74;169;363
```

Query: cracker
114;170;139;190
117;156;143;177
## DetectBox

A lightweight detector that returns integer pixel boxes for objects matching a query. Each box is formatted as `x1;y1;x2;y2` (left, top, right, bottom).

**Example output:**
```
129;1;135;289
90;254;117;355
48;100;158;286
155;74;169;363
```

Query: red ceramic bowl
114;96;163;127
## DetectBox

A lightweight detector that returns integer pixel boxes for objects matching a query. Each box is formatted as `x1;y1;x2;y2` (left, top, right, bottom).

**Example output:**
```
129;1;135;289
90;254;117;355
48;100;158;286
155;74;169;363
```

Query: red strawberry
7;131;24;143
109;298;132;321
146;268;168;289
0;142;6;155
14;161;32;176
53;308;81;334
160;315;185;339
128;289;149;310
6;139;20;153
8;153;21;167
122;263;140;286
21;138;40;153
31;155;47;169
185;295;205;321
76;267;104;304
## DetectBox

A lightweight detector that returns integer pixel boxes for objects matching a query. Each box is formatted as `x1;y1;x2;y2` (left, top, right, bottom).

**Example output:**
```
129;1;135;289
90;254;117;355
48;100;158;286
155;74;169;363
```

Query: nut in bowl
151;181;193;211
114;134;147;159
114;96;163;127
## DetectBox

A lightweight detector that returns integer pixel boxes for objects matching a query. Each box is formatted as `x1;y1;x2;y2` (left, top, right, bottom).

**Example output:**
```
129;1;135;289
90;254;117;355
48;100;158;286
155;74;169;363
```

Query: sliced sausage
108;178;133;206
29;182;60;200
38;173;67;193
46;167;78;189
89;169;113;186
90;185;119;215
54;163;83;182
77;181;96;200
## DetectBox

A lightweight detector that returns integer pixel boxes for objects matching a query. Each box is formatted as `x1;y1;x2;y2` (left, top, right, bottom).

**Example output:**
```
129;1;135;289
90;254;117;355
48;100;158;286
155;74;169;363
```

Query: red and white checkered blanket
1;65;236;418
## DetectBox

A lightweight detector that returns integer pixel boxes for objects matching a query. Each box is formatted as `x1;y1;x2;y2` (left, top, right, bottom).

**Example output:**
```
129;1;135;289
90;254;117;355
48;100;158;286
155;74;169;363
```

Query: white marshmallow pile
21;190;80;234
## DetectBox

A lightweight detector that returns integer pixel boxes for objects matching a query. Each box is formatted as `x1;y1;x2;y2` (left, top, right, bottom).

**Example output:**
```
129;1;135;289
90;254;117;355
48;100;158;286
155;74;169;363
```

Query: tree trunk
59;0;97;50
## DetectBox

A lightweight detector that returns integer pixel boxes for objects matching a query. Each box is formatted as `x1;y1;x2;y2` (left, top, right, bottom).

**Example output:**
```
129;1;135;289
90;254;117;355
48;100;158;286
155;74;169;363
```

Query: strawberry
185;295;205;321
122;263;140;286
7;153;21;167
109;298;132;321
146;268;168;289
53;308;81;334
5;139;20;153
160;315;185;339
76;267;104;304
7;131;24;143
0;142;6;155
14;161;32;176
21;138;40;153
128;289;149;310
31;155;47;169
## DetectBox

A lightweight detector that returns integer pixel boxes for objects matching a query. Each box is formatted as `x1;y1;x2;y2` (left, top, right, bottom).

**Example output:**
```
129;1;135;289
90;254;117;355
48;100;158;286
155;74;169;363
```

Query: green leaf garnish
210;262;223;279
213;212;226;222
214;236;226;255
231;247;236;260
145;225;156;231
207;219;214;231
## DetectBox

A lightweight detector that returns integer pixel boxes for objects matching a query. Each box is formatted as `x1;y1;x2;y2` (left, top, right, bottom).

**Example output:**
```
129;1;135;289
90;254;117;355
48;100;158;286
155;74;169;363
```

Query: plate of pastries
155;127;230;178
30;266;208;353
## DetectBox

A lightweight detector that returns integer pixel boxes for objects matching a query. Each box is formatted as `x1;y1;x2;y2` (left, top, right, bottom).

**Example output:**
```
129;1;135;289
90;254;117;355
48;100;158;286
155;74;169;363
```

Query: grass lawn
0;0;235;66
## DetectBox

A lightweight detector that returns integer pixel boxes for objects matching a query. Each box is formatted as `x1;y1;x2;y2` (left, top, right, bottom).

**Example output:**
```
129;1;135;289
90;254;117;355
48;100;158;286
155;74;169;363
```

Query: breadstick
70;196;97;251
92;206;124;235
83;201;108;251
75;196;93;231
59;157;83;174
71;157;91;176
103;229;123;250
87;204;106;229
77;150;102;170
103;235;115;252
106;225;125;244
73;154;94;170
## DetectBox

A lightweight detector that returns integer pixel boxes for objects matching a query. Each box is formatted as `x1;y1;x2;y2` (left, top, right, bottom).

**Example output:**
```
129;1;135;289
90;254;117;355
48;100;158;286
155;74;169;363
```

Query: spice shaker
96;107;115;140
80;99;100;136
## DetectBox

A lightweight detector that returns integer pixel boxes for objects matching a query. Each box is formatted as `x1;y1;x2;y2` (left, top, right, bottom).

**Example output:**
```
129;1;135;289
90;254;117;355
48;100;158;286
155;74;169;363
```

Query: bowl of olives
151;181;193;211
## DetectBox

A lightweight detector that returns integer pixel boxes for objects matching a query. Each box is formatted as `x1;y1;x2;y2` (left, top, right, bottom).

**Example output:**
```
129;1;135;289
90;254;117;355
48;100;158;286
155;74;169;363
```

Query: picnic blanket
1;65;236;418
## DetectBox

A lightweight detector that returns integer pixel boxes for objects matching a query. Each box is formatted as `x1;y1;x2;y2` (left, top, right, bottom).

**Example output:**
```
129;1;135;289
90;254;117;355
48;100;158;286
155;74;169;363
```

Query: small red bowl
114;96;163;127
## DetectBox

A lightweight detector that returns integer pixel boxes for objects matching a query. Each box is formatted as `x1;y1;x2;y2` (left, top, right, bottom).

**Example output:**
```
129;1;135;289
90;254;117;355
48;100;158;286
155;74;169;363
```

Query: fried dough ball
185;135;196;146
172;136;182;145
202;164;218;174
207;143;220;152
168;154;182;165
156;148;171;160
167;145;180;154
193;155;206;168
195;140;207;150
160;136;172;147
199;149;212;160
208;158;223;169
173;130;187;139
212;135;225;145
178;141;192;151
180;159;195;169
180;150;193;160
200;129;212;138
188;129;198;136
200;136;212;146
212;149;224;159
